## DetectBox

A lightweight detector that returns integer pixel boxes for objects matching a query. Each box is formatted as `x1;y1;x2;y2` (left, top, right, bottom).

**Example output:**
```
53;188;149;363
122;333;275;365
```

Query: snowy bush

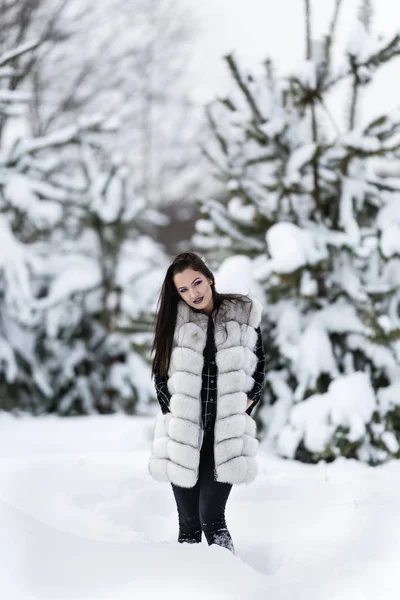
197;0;400;463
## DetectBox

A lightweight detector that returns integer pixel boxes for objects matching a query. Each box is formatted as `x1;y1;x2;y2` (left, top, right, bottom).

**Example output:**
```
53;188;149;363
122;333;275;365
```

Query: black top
154;313;265;430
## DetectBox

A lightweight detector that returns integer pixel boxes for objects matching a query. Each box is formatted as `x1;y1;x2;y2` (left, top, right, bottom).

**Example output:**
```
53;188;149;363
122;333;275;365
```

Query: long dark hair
151;252;250;378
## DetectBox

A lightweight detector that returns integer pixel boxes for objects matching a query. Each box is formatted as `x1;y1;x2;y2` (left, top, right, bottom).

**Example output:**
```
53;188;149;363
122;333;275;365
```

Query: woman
149;252;265;553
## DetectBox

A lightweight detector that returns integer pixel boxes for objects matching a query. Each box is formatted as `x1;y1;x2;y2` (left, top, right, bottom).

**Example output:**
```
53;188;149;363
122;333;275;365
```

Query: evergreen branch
325;32;400;92
219;98;236;111
364;112;400;141
224;54;264;123
0;89;31;103
365;177;400;193
245;125;269;145
304;0;312;60
204;199;264;251
366;32;400;68
200;145;228;178
32;283;103;313
286;84;325;213
0;67;19;79
310;110;321;213
348;56;361;131
243;152;279;167
302;1;322;215
8;115;107;163
345;137;400;157
206;104;229;156
325;0;344;68
319;97;342;136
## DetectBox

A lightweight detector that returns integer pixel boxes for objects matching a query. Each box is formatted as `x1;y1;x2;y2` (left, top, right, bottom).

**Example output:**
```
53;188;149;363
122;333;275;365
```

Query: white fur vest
149;295;263;488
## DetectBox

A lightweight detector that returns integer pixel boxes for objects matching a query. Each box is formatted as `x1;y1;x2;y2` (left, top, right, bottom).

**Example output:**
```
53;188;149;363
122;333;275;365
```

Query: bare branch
304;0;312;60
325;0;344;68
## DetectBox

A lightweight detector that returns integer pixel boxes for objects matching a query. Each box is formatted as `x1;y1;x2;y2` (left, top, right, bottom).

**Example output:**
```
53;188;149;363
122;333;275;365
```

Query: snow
36;256;102;310
285;143;316;184
293;323;339;402
277;372;377;457
314;301;371;336
195;218;215;234
199;199;264;251
0;215;32;322
0;40;40;66
339;177;362;246
299;270;318;296
0;336;17;382
378;382;400;412
377;196;400;257
4;173;64;227
297;59;317;89
215;254;265;302
346;20;373;62
0;90;31;103
10;115;105;161
263;222;328;275
227;196;256;223
1;412;400;600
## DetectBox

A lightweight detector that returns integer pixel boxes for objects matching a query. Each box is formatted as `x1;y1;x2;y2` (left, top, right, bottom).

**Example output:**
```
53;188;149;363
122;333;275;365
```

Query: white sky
185;0;400;125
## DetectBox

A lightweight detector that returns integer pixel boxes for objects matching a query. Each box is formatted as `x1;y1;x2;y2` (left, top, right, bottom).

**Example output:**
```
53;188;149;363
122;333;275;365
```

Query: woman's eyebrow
179;278;201;290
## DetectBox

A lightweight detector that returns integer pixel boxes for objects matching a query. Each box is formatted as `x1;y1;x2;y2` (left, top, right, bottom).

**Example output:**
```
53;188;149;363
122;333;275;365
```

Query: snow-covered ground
0;412;399;600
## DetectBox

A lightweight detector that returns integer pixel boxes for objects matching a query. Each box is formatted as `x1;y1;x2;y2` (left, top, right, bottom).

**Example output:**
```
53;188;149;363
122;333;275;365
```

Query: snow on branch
0;90;31;104
224;54;264;123
9;115;109;162
0;40;41;67
326;32;400;91
0;67;17;79
203;198;264;251
365;32;400;68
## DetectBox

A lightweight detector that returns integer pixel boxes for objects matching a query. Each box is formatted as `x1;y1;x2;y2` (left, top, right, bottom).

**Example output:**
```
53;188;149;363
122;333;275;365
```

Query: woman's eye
195;280;201;286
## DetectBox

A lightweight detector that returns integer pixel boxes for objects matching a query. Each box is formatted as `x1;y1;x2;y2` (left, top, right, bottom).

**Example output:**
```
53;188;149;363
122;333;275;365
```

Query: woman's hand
246;398;254;411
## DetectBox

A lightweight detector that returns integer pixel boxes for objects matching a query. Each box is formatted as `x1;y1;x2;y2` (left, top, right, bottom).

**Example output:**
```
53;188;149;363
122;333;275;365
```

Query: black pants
171;429;234;552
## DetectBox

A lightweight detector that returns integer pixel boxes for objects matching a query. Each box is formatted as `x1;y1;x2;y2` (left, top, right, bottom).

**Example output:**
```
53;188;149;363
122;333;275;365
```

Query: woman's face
173;268;214;314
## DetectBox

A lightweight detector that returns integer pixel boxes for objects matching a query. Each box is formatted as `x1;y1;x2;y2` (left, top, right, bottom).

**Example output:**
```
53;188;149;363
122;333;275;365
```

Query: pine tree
196;0;400;464
36;144;168;415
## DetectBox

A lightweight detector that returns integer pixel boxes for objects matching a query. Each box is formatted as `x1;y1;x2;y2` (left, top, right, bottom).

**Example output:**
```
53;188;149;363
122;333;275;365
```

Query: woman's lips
194;296;204;304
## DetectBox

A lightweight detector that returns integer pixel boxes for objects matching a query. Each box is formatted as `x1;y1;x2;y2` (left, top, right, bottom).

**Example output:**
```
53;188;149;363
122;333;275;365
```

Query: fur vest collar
149;295;263;488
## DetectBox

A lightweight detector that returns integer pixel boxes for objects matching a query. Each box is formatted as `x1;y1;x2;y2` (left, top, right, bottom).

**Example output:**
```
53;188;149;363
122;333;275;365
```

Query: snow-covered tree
0;40;107;412
35;145;168;415
1;0;207;207
1;39;169;414
196;0;400;464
